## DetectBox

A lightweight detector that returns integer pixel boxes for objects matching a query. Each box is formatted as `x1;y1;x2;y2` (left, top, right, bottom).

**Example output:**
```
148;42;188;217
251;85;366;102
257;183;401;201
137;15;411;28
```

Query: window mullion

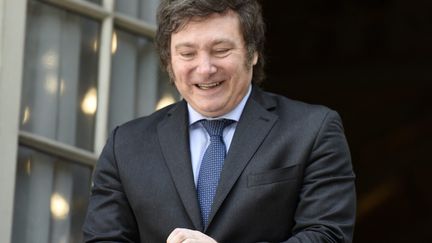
19;131;98;167
40;0;109;19
94;0;114;154
0;0;28;241
114;13;157;39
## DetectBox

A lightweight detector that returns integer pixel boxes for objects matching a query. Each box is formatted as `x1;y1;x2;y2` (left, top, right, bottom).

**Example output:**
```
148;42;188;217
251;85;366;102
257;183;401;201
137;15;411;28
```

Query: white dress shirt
187;85;252;186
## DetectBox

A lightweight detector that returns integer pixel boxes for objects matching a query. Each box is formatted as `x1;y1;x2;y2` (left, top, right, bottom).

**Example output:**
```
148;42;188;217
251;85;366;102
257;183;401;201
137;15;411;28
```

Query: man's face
170;10;257;117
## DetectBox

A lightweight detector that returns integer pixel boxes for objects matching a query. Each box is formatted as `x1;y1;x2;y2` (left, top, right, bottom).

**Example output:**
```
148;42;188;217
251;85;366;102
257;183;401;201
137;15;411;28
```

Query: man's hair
155;0;266;84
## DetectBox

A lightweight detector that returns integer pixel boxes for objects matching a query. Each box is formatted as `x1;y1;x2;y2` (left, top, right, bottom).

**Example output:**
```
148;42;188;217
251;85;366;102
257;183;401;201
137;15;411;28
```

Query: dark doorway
261;1;432;242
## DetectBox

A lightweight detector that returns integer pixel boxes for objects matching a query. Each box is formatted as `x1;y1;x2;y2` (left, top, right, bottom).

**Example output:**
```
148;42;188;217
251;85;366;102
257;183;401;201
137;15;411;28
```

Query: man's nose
195;54;217;75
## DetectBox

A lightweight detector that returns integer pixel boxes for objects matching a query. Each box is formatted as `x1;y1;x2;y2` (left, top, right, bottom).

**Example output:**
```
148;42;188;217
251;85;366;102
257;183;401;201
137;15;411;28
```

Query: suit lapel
207;88;278;228
157;101;203;231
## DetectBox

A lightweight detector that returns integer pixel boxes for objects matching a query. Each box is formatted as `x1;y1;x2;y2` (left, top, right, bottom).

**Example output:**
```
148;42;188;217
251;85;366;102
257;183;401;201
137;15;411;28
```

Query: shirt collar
188;85;252;125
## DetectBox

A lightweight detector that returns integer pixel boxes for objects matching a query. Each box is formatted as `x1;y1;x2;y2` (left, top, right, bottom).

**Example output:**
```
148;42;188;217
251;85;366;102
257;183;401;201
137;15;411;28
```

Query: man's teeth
196;82;221;89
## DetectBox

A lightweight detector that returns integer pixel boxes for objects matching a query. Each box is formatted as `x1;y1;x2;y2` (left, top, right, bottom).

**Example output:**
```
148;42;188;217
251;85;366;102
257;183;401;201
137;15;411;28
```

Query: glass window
108;29;179;132
157;68;180;111
12;146;92;243
115;0;160;24
84;0;102;5
20;0;101;151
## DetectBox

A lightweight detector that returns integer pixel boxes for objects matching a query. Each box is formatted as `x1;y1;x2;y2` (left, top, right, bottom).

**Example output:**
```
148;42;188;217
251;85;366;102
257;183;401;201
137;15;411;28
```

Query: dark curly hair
155;0;266;84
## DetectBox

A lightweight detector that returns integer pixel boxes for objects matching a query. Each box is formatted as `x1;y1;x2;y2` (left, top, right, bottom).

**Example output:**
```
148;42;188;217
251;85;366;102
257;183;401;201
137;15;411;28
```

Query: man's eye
214;49;230;57
180;52;195;59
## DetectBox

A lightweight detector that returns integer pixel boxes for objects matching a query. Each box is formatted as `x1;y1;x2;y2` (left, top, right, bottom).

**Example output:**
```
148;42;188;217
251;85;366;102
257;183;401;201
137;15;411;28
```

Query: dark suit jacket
83;87;356;242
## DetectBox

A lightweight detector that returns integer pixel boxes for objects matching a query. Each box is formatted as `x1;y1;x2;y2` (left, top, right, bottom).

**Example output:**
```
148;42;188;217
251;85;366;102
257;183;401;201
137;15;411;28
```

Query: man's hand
167;228;217;243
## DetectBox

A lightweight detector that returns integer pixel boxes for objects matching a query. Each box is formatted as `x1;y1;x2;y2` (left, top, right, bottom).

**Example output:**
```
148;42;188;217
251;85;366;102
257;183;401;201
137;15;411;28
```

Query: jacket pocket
247;164;300;187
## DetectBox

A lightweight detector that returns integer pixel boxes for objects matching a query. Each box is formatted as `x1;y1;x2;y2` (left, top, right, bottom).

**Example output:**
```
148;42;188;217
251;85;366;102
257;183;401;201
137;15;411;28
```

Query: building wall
0;0;178;242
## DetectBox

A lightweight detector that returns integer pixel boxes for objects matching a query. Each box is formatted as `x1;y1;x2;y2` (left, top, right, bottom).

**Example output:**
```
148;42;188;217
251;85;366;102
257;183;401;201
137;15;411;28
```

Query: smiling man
83;0;356;242
169;10;257;118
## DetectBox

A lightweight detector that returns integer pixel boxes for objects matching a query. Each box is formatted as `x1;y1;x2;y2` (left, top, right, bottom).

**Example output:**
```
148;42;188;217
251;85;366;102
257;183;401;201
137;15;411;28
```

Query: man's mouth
195;82;222;90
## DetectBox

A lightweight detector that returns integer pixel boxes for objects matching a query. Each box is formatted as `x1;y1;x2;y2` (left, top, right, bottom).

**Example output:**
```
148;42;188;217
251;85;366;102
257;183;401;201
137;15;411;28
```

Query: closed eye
213;48;231;57
179;52;196;59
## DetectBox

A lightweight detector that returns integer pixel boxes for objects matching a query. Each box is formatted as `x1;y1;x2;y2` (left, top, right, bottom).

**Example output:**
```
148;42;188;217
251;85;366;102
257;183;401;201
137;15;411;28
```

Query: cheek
172;63;192;80
170;68;183;84
229;64;249;81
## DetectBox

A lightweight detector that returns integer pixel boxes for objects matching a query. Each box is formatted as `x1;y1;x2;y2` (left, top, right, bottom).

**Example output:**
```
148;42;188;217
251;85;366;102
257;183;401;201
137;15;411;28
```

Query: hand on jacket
167;228;217;243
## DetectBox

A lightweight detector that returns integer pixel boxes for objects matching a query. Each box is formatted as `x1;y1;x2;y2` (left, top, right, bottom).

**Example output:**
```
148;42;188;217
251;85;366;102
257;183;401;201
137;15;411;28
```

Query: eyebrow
174;38;236;50
212;38;236;46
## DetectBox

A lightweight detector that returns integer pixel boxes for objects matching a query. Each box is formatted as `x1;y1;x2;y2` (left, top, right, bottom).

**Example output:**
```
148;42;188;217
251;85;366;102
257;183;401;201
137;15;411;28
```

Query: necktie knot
200;119;234;137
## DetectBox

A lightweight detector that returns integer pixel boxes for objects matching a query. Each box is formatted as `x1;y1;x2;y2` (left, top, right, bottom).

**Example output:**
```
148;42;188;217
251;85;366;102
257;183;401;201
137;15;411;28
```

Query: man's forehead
169;9;244;50
174;38;236;49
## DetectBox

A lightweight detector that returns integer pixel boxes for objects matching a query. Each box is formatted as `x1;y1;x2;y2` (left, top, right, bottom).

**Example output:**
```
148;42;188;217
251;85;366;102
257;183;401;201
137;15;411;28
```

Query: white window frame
0;1;28;242
0;0;159;241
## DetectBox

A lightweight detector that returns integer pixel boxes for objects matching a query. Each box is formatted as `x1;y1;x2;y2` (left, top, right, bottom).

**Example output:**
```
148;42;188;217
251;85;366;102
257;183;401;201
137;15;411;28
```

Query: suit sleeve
82;127;140;242
285;110;356;243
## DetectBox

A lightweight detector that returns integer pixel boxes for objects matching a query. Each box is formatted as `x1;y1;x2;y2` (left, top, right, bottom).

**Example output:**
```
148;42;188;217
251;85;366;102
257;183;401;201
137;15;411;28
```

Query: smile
195;82;222;90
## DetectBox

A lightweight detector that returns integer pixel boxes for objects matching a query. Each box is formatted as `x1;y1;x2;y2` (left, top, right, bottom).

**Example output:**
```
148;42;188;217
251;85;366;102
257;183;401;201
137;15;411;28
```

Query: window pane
115;0;159;24
20;0;100;151
84;0;102;5
156;68;180;111
12;146;92;243
108;29;179;132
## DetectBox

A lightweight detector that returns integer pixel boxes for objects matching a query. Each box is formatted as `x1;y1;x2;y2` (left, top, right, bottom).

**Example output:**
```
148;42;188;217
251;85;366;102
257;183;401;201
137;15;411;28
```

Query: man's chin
194;105;227;118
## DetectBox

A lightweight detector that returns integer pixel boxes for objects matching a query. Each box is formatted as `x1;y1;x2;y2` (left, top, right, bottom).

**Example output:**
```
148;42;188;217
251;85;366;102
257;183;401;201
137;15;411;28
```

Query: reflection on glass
157;68;179;110
25;159;32;175
22;106;31;125
81;87;98;115
112;31;118;54
42;50;58;69
60;79;66;95
12;146;92;243
51;193;70;220
156;93;176;110
108;29;180;132
20;0;100;151
115;0;159;24
92;38;99;52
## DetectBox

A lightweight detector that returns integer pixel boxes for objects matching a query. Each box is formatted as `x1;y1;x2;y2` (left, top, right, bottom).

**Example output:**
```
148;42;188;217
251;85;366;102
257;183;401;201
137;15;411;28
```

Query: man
83;0;356;242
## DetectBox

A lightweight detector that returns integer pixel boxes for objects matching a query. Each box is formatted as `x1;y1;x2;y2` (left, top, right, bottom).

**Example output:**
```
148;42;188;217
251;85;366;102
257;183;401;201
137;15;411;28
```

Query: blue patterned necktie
197;119;234;227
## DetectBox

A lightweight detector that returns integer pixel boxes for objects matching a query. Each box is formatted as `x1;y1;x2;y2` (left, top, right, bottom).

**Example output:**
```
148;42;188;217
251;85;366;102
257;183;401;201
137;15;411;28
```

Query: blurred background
262;1;432;242
0;0;430;242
